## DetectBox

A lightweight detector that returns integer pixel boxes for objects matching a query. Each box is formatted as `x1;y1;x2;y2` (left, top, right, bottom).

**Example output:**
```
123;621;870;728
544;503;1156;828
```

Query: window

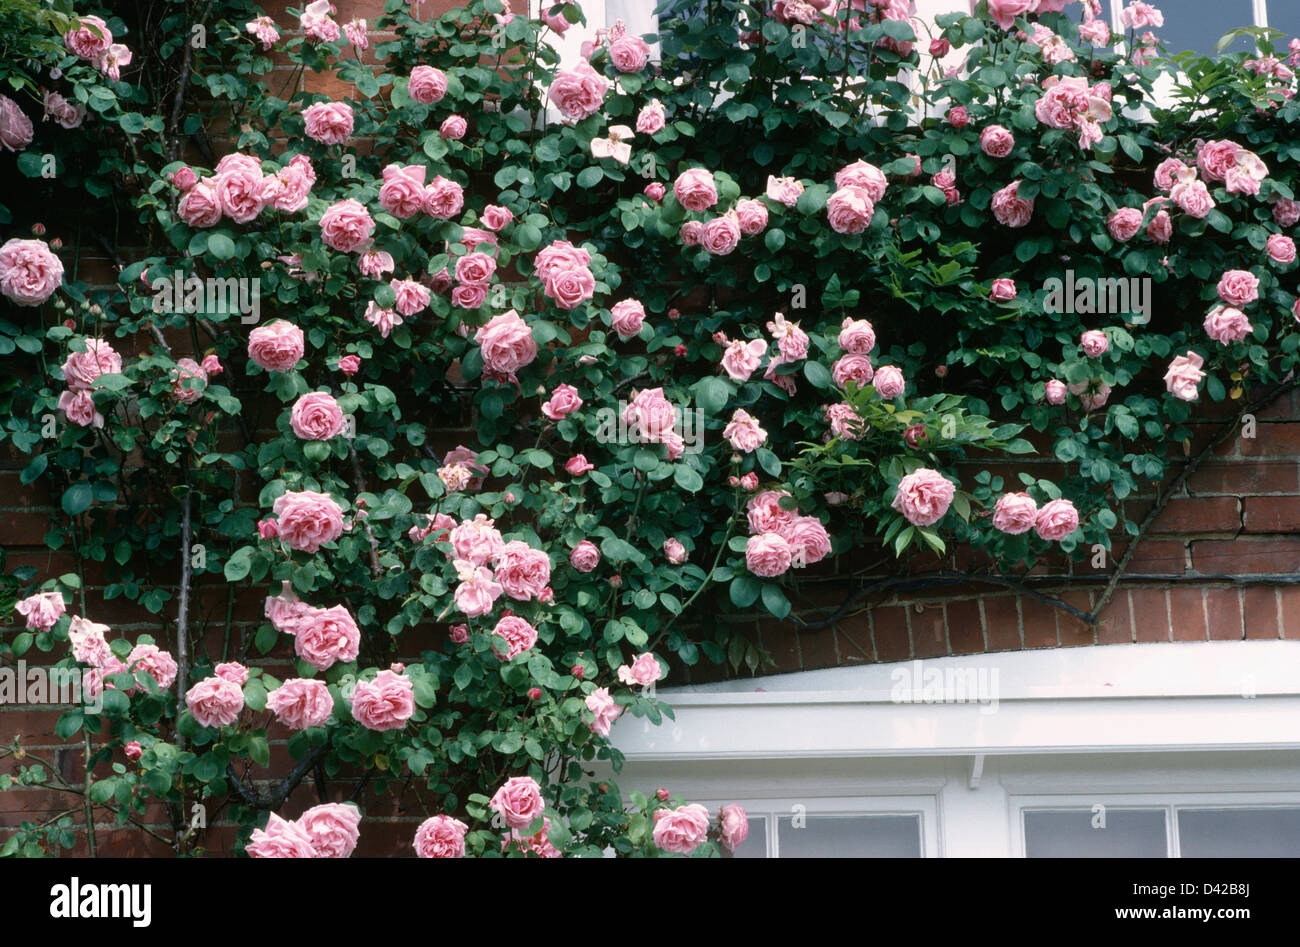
1024;808;1169;858
699;797;938;858
1133;0;1256;55
1177;807;1300;857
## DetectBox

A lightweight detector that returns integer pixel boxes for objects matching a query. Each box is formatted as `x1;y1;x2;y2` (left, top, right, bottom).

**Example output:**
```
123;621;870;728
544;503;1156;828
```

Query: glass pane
728;815;767;859
1178;808;1300;857
1266;5;1300;44
1024;809;1168;857
1148;0;1254;55
777;814;922;858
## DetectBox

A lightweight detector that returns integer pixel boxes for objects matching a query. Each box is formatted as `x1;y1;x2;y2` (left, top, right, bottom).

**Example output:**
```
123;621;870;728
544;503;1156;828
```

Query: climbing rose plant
4;0;1300;855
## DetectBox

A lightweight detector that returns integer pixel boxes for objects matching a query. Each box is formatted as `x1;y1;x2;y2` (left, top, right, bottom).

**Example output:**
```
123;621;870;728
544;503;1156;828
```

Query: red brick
1205;588;1244;640
1280;587;1300;640
1242;496;1300;532
870;605;910;662
945;599;984;655
1243;587;1280;640
834;616;873;664
797;628;839;671
1253;389;1297;420
1169;587;1208;641
1057;589;1095;647
1110;540;1186;575
1096;591;1133;644
1021;598;1058;648
1192;538;1300;574
757;622;799;673
981;596;1021;651
1149;497;1240;534
1187;461;1299;496
1130;588;1170;643
1231;424;1300;457
910;604;948;658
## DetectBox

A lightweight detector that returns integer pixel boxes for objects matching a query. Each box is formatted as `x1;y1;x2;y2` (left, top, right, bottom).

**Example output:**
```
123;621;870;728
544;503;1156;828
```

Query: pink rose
57;389;103;428
663;538;687;564
721;338;767;382
990;278;1017;301
652;803;710;855
176;180;222;228
293;605;361;671
358;249;395;278
349;669;415;731
407;66;447;104
474;310;537;379
247;321;304;372
1196;139;1240;182
213;159;267;223
1034;498;1079;541
440;114;468;139
718;804;749;852
266;678;333;729
493;541;552;601
636;100;666;135
448;623;470;644
1273;198;1300;228
298;803;361;858
127;643;178;690
1146;208;1172;243
16;591;65;631
338;354;360;375
1154;157;1187;192
610;298;647;339
986;0;1036;30
319;199;374;253
1217;269;1259;307
734;198;769;235
778;515;832;567
481;204;514;230
679;220;704;245
702;212;742;255
747;490;797;534
214;662;249;685
570;540;601;573
980;125;1015;158
1203;305;1252;345
542;383;583;420
290;392;345;440
1171;179;1214;218
992;492;1038;534
838;317;876;354
746;532;793;577
585;686;623;737
300;0;341;42
1107;207;1143;242
422;176;465;219
892;469;955;527
826;185;875;235
453;563;504;617
947;105;969;127
835;161;888;202
124;741;143;761
874;365;905;399
414;815;468;858
766;175;804;206
450;515;505;565
1080;330;1109;357
450;284;487;311
302;101;353;145
491;613;539;662
930;37;951;57
65;15;112;60
0;238;64;306
246;16;280;50
723;408;766;452
378;163;427;219
390;278;431;317
546;60;609;122
490;776;545;830
1045;380;1067;405
1164;351;1206;401
1267;234;1296;265
825;402;865;440
270;156;315;213
991;181;1033;227
185;676;244;728
247;813;316;858
674;168;718;211
609;34;650;73
62;338;121;389
271;490;344;553
565;454;594;476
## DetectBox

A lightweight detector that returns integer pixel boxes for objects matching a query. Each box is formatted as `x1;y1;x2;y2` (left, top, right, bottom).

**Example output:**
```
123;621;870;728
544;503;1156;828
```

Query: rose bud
930;37;950;57
656;788;669;801
31;223;45;236
527;687;542;700
570;664;585;679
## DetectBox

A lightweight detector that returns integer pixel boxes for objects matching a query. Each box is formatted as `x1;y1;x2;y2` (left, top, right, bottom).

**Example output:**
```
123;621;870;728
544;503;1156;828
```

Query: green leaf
61;482;93;516
206;233;236;261
673;465;704;492
729;574;759;608
761;583;791;619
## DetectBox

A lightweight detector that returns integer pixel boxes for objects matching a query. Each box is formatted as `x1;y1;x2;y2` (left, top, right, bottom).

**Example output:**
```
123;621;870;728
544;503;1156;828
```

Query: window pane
1178;808;1300;857
1149;0;1254;55
1266;5;1300;44
1024;809;1168;857
728;815;767;859
777;814;922;858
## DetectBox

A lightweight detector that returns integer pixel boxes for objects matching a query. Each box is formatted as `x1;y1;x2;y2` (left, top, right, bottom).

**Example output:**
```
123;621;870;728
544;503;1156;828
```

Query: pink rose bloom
247;813;316;858
986;0;1036;29
609;33;650;72
213;159;267;223
247;321;304;373
664;538;687;564
585;687;623;737
214;662;249;685
186;676;245;728
491;613;539;661
721;338;767;382
65;15;112;59
453;562;504;617
838;317;876;354
407;66;447;105
343;17;367;49
610;298;647;339
490;776;545;830
474;310;537;379
980;125;1015;158
546;60;609;123
350;669;415;731
1080;330;1108;357
734;198;769;235
947;105;969;127
450;515;505;565
739;472;759;491
266;678;333;729
481;204;513;231
319;199;374;253
674;168;719;212
264;581;309;634
766;175;804;206
451;284;488;310
1034;498;1079;541
874;365;905;399
930;37;950;57
448;623;470;644
636;100;666;135
990;278;1017;301
358;249;395;278
68;617;110;666
618;652;665;689
1120;1;1163;29
1197;140;1241;183
826;185;875;235
290;392;345;440
1107;207;1143;242
1146;207;1172;243
294;605;361;671
544;264;595;310
16;591;65;631
414;815;468;858
992;181;1033;227
43;91;84;130
300;0;341;42
747;490;797;534
652;803;710;855
542;383;583;420
892;469;955;527
723;408;766;452
58;390;103;428
391;278;431;317
493;541;552;601
767;313;808;361
679;220;704;245
565;454;594;476
825;402;865;440
702;213;742;255
272;490;344;553
1154;157;1187;192
718;804;748;852
570;540;601;573
423;176;465;219
1267;234;1296;265
1164;352;1206;401
302;101;353;145
440;115;468;139
124;741;143;761
779;515;832;567
94;43;132;82
0;238;64;306
835;160;888;202
992;492;1038;534
746;532;793;577
1273;198;1300;228
62;338;121;389
245;16;279;50
177;180;222;227
270;156;315;213
127;643;178;690
1203;305;1252;344
338;355;360;375
170;358;210;404
378;164;427;218
1217;270;1259;307
298;803;361;858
